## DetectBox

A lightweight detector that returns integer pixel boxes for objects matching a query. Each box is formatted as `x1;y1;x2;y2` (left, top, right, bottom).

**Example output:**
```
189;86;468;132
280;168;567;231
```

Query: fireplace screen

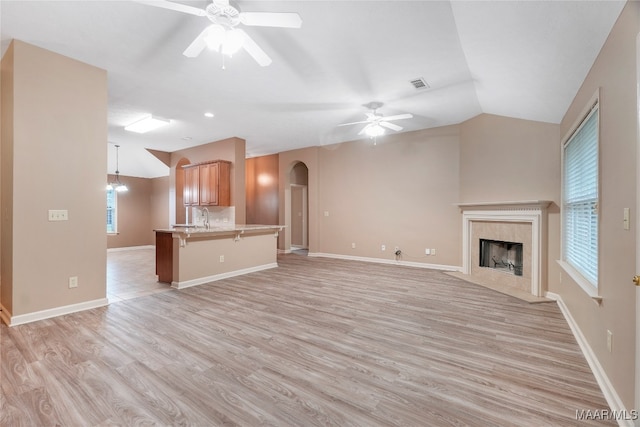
479;239;523;276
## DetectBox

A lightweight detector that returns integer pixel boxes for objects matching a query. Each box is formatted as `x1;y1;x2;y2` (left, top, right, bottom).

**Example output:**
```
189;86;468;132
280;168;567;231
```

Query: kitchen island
155;224;284;289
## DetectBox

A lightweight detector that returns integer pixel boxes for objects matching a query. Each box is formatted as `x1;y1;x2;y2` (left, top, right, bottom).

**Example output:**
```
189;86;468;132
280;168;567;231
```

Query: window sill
107;232;119;236
557;260;602;304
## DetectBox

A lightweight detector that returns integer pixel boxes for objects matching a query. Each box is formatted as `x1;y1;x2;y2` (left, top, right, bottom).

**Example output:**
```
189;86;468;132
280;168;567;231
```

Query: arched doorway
289;162;309;250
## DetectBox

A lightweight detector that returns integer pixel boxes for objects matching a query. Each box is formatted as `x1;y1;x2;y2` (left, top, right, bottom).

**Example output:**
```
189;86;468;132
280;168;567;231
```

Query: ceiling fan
134;0;302;66
339;102;413;137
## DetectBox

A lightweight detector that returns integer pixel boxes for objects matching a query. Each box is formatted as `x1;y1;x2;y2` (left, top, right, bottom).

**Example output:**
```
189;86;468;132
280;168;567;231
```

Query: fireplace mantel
456;200;552;211
457;200;552;297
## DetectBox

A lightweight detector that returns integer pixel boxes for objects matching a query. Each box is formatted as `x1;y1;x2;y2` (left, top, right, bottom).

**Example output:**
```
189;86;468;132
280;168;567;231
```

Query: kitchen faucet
202;207;210;230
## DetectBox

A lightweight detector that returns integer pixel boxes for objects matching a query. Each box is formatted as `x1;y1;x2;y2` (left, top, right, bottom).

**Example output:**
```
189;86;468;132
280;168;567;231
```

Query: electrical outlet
68;276;78;288
351;243;356;249
425;248;431;255
381;245;386;251
607;330;613;352
431;249;436;256
219;255;225;263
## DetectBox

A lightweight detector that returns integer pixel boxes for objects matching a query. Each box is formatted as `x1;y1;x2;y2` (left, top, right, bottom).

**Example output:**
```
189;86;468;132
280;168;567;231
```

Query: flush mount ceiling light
204;112;215;118
106;144;128;192
124;115;170;134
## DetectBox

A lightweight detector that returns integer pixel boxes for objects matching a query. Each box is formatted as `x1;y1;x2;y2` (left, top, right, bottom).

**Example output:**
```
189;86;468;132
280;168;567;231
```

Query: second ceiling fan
339;102;413;137
135;0;302;66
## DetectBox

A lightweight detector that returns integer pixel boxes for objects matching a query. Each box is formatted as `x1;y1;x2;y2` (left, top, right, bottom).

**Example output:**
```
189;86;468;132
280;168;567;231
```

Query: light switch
623;207;630;230
48;209;68;221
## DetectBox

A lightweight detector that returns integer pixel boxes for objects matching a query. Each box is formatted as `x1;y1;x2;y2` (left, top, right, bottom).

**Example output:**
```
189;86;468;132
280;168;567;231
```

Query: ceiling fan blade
133;0;206;16
239;12;302;28
380;121;402;131
237;30;272;66
183;26;211;57
380;113;413;122
338;120;369;127
357;125;371;136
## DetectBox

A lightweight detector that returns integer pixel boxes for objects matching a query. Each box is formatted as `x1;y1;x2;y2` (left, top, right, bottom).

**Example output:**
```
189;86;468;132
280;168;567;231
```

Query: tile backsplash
191;206;235;227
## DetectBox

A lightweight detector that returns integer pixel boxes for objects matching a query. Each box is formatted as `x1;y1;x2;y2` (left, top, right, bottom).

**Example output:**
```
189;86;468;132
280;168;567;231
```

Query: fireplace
479;239;523;276
457;201;551;297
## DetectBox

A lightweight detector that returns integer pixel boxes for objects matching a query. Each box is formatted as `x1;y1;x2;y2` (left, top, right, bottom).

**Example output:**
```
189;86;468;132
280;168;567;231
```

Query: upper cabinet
183;160;231;207
183;165;199;206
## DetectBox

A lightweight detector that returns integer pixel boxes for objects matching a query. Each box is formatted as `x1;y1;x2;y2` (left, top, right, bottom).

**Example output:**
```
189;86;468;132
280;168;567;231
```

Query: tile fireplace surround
457;201;552;297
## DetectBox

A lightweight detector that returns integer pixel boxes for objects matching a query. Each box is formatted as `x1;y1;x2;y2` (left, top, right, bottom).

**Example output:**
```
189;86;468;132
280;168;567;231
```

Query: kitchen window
107;188;117;234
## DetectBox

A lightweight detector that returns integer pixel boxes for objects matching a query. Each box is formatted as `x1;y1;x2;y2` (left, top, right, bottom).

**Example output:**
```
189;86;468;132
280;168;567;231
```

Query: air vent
409;77;429;90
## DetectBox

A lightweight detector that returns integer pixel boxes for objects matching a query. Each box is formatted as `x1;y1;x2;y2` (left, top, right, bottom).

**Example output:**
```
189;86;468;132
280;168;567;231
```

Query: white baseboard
107;245;155;252
546;292;632;427
171;263;279;289
308;252;462;272
3;298;109;327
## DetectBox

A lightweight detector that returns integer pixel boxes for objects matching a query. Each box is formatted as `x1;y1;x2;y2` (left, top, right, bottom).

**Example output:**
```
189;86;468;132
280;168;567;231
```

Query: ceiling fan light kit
136;0;302;67
364;124;385;138
339;102;413;139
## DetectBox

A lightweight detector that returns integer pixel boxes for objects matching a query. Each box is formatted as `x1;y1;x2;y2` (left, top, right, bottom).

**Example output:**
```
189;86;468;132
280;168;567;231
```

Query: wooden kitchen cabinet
183;160;231;207
155;231;173;283
183;165;199;206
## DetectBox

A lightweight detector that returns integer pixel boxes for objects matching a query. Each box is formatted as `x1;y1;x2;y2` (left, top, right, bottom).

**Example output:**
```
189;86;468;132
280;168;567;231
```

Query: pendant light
106;144;128;192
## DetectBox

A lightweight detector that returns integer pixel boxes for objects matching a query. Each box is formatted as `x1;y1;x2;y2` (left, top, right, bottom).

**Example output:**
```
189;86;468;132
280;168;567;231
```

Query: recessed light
182;136;193;141
204;112;215;118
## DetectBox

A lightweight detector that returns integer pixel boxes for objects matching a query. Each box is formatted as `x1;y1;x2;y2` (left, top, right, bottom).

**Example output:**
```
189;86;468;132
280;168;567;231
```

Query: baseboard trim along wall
171;263;279;290
2;298;109;327
309;252;462;272
545;292;632;427
107;245;155;252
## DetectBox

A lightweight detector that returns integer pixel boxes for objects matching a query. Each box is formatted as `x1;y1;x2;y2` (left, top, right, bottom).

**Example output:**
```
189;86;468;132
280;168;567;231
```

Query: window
107;188;117;233
562;98;599;289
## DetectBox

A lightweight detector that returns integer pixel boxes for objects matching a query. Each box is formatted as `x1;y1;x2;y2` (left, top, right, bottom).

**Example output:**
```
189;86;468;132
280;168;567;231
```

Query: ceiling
0;1;626;178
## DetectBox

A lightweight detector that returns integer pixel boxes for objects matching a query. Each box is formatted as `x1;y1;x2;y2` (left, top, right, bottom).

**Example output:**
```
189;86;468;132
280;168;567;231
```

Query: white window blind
563;103;598;287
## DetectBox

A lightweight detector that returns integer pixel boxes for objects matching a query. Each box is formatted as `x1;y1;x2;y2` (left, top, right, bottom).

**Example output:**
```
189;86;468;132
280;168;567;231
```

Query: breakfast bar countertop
154;224;285;236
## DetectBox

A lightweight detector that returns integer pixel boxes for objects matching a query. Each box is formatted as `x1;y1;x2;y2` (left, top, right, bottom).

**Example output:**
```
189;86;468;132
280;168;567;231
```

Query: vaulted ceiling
0;1;626;178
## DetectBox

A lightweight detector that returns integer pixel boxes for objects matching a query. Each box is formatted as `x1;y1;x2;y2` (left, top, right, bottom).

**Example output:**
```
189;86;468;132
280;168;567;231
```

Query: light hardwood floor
107;247;171;302
2;253;613;426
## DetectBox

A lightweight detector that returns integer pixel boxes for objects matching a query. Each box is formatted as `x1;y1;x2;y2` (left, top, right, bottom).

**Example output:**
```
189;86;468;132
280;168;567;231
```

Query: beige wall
459;114;560;203
1;41;107;318
107;175;153;249
556;1;639;408
246;154;279;225
150;175;170;234
315;126;462;265
1;42;15;315
174;231;277;284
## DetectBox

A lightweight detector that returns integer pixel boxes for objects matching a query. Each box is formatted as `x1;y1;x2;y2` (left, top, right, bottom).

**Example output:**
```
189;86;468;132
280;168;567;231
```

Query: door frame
635;31;640;421
290;184;308;249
